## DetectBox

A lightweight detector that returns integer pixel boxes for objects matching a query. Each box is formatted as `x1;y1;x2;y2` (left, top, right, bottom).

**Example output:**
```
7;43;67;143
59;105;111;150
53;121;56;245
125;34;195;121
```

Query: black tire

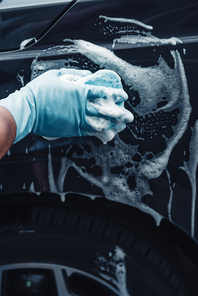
0;193;189;296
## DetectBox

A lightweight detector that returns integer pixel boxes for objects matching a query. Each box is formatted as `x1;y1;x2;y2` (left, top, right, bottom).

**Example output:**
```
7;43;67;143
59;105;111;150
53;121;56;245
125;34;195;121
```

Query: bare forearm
0;106;16;159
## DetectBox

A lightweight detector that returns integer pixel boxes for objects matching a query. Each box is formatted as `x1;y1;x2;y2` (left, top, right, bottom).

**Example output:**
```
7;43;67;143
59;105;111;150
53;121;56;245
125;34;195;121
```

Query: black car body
0;0;198;295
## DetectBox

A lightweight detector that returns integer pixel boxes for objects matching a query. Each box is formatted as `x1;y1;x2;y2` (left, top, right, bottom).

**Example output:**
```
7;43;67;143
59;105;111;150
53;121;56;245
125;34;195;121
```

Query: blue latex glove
0;68;131;143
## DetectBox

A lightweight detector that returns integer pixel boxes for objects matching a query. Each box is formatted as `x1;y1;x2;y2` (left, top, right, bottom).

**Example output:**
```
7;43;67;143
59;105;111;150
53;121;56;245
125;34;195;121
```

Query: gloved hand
0;68;133;144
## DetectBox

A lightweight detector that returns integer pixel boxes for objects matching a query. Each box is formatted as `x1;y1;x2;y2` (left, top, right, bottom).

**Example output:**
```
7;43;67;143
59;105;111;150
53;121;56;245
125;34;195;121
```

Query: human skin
0;106;16;159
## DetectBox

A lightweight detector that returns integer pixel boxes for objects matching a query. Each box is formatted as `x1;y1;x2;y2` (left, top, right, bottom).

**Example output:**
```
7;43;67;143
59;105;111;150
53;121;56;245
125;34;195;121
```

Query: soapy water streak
166;169;175;222
44;135;163;225
30;17;192;228
95;246;131;296
180;120;198;237
98;15;181;48
99;15;153;31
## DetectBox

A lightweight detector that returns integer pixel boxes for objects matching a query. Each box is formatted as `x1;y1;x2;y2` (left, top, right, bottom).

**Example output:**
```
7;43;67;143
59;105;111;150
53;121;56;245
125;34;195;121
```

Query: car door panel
0;0;198;244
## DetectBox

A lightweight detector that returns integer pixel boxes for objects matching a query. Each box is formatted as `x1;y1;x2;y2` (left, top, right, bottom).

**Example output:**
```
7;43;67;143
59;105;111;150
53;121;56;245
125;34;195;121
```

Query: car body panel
0;0;198;243
0;0;76;52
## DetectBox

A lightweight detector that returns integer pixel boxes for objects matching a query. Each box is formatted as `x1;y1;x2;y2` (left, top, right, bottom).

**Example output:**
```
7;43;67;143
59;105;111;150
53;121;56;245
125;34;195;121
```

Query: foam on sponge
60;69;134;143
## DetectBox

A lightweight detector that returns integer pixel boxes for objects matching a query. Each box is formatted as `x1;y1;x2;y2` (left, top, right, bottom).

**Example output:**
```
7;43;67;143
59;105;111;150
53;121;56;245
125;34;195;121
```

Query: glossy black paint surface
0;0;198;242
0;1;75;52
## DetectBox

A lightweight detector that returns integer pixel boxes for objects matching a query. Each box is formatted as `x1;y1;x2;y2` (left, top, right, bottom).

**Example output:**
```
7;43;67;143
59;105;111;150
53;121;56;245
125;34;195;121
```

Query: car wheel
0;193;188;296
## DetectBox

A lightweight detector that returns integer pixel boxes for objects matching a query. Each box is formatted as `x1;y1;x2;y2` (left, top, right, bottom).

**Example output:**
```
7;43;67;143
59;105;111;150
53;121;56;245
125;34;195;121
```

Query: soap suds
30;16;191;228
97;15;181;49
20;37;37;50
96;246;131;296
85;116;111;131
112;34;182;49
60;70;134;144
56;39;190;181
99;15;153;30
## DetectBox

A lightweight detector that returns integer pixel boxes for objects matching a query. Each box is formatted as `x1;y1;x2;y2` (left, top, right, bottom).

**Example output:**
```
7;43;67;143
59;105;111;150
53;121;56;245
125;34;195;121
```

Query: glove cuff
0;87;36;143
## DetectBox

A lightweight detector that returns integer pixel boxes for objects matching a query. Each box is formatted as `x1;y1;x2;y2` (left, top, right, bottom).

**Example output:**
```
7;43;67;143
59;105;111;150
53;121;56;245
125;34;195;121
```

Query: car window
0;0;75;9
0;0;75;52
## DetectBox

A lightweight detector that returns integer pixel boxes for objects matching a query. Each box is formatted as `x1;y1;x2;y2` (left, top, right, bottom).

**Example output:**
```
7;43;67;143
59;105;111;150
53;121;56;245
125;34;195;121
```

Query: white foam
112;35;182;49
59;73;82;82
87;99;133;122
60;39;191;172
85;116;111;131
20;37;37;50
59;69;134;144
96;246;130;296
30;16;191;227
86;122;126;144
99;15;153;30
